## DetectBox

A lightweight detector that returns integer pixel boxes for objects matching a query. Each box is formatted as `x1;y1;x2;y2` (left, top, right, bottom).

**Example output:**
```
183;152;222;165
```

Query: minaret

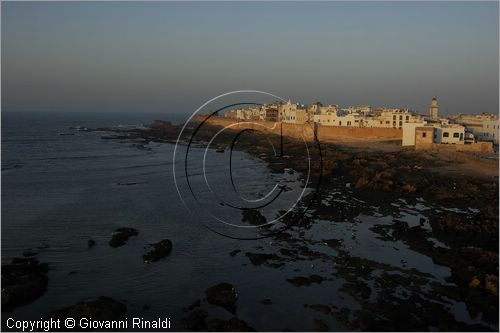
429;97;439;119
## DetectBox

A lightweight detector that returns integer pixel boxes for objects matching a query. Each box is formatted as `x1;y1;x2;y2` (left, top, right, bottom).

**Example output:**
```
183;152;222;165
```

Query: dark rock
2;258;49;311
11;257;40;265
205;283;238;311
22;250;38;257
183;299;201;312
205;317;255;332
354;177;369;189
143;239;172;263
245;252;280;266
181;310;208;330
261;298;272;305
313;319;329;332
87;239;96;248
49;297;126;321
287;275;324;287
324;239;343;249
309;304;331;314
229;249;241;257
340;281;371;300
109;227;138;248
242;209;266;225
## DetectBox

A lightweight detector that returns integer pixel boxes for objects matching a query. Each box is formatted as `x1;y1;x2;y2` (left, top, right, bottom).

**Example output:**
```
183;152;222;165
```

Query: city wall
317;125;402;141
198;116;402;142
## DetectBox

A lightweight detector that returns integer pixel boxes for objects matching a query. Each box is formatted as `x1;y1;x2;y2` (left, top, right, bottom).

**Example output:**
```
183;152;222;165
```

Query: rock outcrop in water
49;296;127;321
109;227;138;248
1;257;49;311
143;239;172;263
205;283;238;313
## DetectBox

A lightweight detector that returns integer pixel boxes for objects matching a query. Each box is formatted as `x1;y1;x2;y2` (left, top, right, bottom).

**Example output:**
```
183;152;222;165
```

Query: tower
429;97;439;119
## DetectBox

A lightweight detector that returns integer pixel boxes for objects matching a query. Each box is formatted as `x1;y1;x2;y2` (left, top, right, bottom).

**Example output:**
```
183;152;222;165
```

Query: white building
434;124;465;144
450;113;499;144
279;100;309;124
403;122;465;146
402;120;427;146
481;119;499;143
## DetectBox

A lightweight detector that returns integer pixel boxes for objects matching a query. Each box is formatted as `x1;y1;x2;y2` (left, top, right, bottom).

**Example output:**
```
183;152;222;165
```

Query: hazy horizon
2;2;499;116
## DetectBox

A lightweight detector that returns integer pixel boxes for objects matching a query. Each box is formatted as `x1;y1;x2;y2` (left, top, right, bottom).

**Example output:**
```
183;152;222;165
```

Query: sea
0;111;325;330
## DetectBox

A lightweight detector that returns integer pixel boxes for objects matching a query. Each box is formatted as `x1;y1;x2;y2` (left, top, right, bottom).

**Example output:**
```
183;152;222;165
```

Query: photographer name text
6;317;171;331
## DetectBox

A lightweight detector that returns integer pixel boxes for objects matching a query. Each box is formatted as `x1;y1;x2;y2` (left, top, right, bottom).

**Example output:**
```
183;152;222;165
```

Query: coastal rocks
181;310;208;330
181;310;255;332
87;239;96;248
183;299;201;312
261;299;272;305
109;227;138;248
22;250;38;257
49;296;127;321
205;317;255;332
324;238;343;249
354;177;370;189
245;252;282;267
181;283;248;330
1;257;49;311
241;209;266;226
484;275;498;295
313;318;329;332
401;183;417;193
143;239;172;263
340;281;371;301
430;212;498;250
308;304;331;315
205;283;238;311
469;276;481;289
287;275;324;287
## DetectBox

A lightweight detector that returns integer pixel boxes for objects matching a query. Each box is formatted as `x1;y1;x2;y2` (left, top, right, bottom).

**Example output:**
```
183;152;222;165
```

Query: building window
422;132;427;138
453;133;459;138
399;115;403;120
406;116;409;121
399;121;402;126
443;132;449;137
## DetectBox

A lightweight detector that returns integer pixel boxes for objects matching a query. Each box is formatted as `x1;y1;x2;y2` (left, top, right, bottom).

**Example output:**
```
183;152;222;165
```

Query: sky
2;1;499;116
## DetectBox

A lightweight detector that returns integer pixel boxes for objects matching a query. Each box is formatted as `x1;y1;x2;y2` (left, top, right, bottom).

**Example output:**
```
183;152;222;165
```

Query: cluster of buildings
224;100;421;129
224;98;499;145
402;98;499;146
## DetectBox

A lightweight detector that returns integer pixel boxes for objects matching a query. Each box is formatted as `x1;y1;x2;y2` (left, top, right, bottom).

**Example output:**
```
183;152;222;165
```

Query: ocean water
0;111;326;331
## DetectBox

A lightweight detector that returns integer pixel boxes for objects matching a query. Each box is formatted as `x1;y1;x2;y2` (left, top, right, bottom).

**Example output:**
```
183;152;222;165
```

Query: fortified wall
197;116;402;142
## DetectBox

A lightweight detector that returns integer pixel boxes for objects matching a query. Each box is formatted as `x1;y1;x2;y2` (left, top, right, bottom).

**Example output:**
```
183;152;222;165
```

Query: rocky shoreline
2;118;498;331
137;119;498;330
